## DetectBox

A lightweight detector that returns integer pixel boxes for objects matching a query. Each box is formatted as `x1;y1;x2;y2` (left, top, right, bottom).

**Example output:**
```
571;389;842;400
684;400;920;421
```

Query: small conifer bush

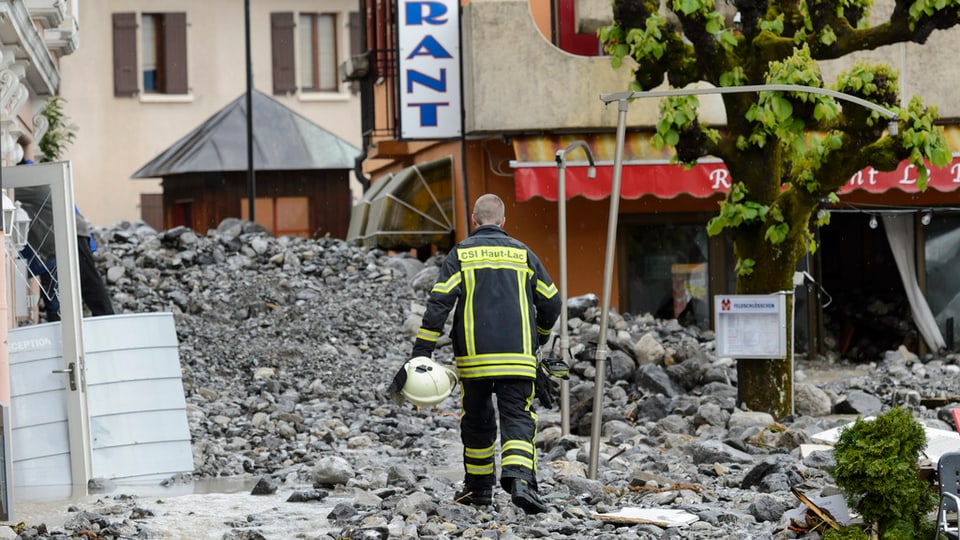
827;406;937;539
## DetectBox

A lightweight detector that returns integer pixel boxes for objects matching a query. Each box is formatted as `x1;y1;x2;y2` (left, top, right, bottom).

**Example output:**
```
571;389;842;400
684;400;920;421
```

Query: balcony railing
23;0;65;28
43;14;78;56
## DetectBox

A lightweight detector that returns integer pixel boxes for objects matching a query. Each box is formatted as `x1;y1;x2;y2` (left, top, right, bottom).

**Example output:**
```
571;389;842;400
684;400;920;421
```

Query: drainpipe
457;3;469;235
354;0;372;193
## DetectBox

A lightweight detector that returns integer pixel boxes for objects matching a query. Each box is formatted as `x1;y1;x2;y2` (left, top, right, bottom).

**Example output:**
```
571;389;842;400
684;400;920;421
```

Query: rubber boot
510;479;547;514
454;485;493;506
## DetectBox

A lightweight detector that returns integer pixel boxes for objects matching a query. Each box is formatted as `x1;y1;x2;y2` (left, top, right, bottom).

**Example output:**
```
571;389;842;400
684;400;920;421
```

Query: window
141;14;159;91
299;14;338;92
622;223;711;329
554;0;601;56
272;11;356;95
112;12;188;97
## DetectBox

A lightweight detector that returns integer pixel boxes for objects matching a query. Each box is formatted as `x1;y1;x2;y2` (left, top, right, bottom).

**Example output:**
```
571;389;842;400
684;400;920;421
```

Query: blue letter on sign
406;35;452;59
407;69;447;93
409;102;447;126
405;2;448;25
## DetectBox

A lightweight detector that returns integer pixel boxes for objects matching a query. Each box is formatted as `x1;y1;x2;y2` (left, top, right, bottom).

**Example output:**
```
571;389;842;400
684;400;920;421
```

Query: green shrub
823;525;868;539
38;95;77;161
828;406;937;538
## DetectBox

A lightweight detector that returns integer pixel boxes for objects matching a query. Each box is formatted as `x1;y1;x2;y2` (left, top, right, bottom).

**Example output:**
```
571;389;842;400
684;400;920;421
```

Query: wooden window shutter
161;13;188;94
271;12;296;95
348;11;361;95
112;12;138;97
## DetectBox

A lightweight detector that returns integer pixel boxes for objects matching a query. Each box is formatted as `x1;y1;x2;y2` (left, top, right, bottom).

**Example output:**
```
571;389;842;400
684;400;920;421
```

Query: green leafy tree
600;1;956;417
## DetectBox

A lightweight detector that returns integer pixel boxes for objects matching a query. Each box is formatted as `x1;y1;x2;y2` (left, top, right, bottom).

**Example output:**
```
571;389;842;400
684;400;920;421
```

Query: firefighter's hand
387;360;410;405
535;362;559;409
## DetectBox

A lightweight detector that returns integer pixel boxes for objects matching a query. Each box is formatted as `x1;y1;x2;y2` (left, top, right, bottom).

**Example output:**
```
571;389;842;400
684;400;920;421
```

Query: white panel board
92;441;195;482
86;379;188;416
9;391;68;427
90;410;191;447
13;454;72;487
9;312;194;488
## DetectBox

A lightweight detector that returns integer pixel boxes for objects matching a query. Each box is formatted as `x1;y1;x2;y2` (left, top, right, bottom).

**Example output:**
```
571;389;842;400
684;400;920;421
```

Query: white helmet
402;357;459;407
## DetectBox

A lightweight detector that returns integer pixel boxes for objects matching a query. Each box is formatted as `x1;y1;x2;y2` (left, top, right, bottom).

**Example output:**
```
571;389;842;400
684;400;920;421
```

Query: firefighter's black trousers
460;378;538;491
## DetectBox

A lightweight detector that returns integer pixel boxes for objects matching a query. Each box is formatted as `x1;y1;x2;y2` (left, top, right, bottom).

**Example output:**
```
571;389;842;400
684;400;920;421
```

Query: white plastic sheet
881;214;946;351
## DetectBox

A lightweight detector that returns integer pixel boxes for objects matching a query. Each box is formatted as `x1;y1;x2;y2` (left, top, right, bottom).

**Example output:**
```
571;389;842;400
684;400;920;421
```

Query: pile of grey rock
13;219;960;539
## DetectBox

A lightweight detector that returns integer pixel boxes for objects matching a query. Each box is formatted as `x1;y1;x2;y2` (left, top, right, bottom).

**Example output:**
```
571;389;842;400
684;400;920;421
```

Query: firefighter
390;193;562;514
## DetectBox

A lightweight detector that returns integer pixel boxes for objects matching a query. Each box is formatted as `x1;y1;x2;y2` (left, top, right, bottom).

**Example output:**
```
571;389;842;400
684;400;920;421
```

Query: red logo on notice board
721;299;731;311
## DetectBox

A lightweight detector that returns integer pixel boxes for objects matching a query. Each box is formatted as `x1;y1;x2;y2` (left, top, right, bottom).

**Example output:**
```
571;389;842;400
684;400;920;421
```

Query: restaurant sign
397;0;462;140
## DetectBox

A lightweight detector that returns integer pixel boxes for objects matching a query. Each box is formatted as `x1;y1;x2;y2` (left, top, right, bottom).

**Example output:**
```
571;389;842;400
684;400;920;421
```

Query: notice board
714;294;787;358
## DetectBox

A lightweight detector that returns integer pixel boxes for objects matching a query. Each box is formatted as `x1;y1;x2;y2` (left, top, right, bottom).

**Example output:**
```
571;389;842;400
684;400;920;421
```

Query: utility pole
245;0;255;222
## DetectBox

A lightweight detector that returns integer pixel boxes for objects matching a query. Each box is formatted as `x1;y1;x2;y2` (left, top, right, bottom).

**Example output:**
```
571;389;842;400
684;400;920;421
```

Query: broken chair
934;451;960;539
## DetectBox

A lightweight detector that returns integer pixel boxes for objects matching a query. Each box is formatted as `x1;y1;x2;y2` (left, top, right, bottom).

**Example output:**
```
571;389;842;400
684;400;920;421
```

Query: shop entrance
817;213;917;360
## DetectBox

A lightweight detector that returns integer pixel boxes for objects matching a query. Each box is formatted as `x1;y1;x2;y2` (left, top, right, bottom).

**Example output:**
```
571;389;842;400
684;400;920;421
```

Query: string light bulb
921;211;932;226
868;215;878;229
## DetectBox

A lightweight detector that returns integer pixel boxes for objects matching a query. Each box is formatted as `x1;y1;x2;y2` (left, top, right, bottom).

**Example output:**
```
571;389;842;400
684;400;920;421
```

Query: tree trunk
732;223;804;419
737;356;792;419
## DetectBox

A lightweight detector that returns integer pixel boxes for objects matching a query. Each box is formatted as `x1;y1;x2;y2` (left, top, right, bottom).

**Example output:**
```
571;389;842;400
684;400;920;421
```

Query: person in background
390;193;562;514
16;184;114;321
71;206;115;318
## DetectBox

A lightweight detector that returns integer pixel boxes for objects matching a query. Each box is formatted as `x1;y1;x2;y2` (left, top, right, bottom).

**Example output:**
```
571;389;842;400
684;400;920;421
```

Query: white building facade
57;0;362;229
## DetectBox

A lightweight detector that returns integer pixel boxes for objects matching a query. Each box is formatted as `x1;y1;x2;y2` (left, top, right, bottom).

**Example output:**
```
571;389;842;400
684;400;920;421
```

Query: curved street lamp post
554;142;596;436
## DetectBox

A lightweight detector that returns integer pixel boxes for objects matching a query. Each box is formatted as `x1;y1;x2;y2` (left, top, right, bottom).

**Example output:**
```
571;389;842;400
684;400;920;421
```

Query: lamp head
12;202;30;250
2;193;14;235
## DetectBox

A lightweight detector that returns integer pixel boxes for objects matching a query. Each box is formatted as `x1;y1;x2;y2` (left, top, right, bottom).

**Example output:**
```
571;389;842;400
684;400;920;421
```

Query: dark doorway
171;200;194;229
818;213;916;360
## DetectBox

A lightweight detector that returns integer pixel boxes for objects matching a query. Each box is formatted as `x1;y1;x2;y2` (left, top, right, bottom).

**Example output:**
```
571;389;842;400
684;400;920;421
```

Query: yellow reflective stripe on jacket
517;269;532;356
457;354;536;367
457;353;538;379
416;328;441;342
431;272;462;294
460;260;529;272
458;366;537;379
463;267;477;357
536;279;558;298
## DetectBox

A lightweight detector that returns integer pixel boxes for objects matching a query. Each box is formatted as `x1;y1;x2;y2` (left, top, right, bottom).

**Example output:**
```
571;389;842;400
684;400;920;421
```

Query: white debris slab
592;507;699;527
811;418;960;464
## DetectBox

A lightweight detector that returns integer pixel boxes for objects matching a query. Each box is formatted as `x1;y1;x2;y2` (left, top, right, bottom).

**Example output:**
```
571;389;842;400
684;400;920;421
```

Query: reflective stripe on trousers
460;378;538;490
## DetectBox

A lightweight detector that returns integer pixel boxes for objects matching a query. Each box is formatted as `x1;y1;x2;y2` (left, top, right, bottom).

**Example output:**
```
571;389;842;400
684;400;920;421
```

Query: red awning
514;160;730;201
511;134;960;202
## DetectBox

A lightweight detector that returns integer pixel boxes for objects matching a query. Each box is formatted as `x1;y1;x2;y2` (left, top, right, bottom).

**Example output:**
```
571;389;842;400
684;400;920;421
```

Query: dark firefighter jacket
412;225;562;380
